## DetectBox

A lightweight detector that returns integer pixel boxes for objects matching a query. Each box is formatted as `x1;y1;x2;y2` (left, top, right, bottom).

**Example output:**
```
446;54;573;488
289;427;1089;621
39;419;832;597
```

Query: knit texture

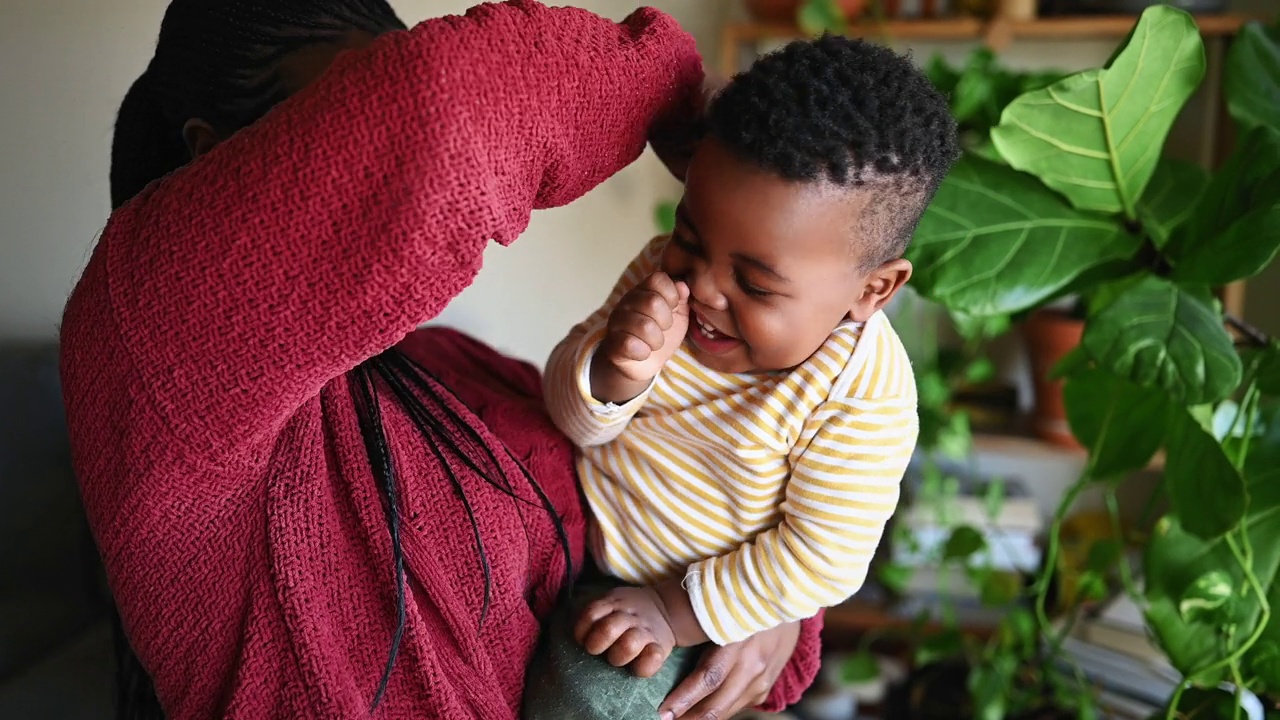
59;2;822;718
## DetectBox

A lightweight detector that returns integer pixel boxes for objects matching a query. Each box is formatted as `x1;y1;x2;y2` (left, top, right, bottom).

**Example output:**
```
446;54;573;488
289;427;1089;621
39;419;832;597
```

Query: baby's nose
689;272;729;311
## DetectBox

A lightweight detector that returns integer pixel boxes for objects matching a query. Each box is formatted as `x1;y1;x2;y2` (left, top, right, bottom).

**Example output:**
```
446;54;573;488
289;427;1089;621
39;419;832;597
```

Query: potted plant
904;7;1280;718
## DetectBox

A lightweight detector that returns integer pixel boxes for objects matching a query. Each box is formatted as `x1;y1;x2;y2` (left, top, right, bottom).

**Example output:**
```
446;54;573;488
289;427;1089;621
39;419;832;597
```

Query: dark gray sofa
0;342;112;717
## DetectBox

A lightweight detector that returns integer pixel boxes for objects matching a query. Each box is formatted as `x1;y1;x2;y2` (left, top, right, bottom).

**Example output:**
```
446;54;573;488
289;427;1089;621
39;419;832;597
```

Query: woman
59;1;825;718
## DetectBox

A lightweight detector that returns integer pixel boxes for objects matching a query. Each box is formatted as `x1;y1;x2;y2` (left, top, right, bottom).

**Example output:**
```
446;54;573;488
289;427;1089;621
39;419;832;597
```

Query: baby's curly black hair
707;35;959;266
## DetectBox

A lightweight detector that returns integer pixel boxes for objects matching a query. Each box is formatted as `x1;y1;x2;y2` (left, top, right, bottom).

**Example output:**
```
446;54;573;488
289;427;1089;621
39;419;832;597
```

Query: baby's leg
522;578;700;720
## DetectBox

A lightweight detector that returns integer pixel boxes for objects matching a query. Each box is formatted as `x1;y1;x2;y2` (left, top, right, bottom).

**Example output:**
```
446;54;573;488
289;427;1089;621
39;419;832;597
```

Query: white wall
0;0;729;366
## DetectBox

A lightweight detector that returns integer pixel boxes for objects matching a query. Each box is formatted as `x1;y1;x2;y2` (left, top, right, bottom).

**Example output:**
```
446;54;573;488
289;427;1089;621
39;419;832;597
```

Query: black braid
351;349;575;710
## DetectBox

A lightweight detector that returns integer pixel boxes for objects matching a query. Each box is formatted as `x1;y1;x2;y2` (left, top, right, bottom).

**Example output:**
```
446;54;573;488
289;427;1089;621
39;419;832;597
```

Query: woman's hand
658;620;801;720
650;73;727;181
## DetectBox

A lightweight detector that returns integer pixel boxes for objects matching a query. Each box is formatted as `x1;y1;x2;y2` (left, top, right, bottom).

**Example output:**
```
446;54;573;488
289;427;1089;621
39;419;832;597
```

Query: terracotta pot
1022;309;1085;448
744;0;870;24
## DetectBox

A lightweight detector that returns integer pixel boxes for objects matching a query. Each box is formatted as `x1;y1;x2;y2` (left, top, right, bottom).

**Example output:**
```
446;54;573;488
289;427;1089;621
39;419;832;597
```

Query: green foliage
653;201;677;235
842;651;880;683
902;6;1280;717
797;0;847;36
1225;22;1280;134
907;156;1139;317
991;8;1205;218
1080;276;1241;405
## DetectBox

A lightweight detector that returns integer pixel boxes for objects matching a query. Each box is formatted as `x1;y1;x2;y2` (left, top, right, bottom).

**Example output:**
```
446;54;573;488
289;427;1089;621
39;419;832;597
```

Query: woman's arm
62;1;702;469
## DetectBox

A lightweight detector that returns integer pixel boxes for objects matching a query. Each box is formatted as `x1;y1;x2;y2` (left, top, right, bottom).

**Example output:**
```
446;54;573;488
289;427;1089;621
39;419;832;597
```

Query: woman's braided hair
110;0;405;209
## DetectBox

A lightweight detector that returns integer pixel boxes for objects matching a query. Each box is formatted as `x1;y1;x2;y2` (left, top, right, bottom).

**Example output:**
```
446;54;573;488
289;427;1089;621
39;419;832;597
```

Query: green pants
522;579;702;720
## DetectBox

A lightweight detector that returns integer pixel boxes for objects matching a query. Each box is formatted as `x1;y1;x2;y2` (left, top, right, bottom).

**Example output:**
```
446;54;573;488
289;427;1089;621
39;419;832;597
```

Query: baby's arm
544;236;682;446
685;390;917;645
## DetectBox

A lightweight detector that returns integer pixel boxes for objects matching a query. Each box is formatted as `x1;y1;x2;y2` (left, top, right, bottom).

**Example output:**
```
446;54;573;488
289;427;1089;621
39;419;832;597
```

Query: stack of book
1053;592;1182;719
889;476;1043;625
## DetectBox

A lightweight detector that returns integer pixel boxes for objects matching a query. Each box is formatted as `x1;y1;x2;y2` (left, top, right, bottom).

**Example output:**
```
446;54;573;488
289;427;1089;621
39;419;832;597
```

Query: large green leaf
1147;409;1280;682
1225;22;1280;133
1167;125;1280;264
1063;370;1167;478
908;156;1137;317
1081;275;1241;405
1171;204;1280;285
991;6;1205;217
1136;158;1208;248
1163;409;1245;539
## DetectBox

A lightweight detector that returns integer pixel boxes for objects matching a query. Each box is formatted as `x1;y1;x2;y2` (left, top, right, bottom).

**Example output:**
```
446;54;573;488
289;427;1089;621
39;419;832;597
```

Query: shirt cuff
575;334;657;418
684;563;739;647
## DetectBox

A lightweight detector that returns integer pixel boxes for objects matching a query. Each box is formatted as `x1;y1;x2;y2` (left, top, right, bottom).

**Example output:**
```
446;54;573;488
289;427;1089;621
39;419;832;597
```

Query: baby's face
662;140;909;375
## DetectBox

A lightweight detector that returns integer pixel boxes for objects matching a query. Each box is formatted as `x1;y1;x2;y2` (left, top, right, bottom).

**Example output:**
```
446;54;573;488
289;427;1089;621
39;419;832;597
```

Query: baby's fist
574;586;677;678
598;272;690;384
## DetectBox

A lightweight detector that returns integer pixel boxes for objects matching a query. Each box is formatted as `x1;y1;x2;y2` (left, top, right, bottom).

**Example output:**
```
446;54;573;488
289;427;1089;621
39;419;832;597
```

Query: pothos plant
901;5;1280;718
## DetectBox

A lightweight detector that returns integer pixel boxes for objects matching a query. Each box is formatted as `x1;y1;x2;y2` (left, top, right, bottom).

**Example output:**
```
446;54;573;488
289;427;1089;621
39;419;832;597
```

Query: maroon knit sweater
60;3;823;717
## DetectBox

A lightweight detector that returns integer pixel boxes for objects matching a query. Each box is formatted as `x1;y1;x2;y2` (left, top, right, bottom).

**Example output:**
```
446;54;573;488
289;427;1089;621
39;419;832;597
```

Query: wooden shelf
972;431;1165;472
720;13;1257;72
823;599;998;642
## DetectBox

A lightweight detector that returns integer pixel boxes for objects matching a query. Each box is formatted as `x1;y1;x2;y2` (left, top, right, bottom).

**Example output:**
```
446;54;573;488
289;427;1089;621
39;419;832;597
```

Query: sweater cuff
758;609;825;712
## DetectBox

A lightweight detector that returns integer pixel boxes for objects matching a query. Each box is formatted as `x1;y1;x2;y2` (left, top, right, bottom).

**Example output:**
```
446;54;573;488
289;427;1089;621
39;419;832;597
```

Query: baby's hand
574;586;677;678
590;272;690;404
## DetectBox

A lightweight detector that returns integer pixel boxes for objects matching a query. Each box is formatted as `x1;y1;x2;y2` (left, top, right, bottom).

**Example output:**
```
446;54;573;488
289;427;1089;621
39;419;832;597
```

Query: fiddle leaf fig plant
906;5;1280;718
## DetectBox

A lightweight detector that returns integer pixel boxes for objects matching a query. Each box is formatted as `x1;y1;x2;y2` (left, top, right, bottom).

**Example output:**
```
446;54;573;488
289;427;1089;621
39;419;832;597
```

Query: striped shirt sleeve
543;237;664;448
685;384;918;644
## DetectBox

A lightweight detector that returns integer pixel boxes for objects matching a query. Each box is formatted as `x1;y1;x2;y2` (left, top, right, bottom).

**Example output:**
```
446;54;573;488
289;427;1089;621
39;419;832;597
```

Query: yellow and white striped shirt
544;237;917;645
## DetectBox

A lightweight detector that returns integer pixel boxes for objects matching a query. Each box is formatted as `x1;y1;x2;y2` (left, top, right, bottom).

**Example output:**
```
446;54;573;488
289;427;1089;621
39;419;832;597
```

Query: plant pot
744;0;870;24
884;660;972;720
1022;309;1084;449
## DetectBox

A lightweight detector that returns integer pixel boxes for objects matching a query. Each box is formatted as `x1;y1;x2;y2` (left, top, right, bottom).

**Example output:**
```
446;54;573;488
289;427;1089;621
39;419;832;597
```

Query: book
1075;592;1171;667
891;525;1042;573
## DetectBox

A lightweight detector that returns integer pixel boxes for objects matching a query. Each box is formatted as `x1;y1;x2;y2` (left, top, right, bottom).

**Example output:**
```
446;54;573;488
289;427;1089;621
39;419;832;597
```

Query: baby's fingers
583;612;636;657
599;326;654;365
605;627;657;669
631;643;670;679
640;271;686;311
573;599;616;645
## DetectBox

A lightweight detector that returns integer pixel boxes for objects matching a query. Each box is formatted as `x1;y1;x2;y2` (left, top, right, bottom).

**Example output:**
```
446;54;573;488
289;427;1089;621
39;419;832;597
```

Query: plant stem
1105;485;1142;601
1226;312;1271;348
1230;661;1245;720
1034;471;1092;656
1190;531;1268;682
1165;680;1189;720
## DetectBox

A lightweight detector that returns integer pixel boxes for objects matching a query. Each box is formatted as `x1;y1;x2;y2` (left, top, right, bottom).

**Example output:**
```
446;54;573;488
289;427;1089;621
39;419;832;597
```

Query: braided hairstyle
110;0;406;209
707;35;960;267
107;3;573;717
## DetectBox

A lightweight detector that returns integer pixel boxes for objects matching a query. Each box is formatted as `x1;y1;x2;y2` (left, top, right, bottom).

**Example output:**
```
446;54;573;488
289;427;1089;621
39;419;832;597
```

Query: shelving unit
718;14;1256;75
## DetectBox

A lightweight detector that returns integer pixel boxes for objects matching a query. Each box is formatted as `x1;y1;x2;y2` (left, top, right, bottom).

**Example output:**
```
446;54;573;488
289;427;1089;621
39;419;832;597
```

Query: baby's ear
849;258;912;322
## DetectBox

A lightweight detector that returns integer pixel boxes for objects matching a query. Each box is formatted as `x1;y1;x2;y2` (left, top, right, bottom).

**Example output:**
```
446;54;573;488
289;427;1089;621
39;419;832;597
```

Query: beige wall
0;0;728;366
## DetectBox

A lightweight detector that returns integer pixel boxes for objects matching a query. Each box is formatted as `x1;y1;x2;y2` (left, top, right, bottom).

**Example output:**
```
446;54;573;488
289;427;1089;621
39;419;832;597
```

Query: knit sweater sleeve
61;1;703;469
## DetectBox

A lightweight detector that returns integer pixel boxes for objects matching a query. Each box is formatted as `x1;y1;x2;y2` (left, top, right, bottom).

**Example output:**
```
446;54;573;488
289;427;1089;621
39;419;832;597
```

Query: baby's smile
688;309;743;356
